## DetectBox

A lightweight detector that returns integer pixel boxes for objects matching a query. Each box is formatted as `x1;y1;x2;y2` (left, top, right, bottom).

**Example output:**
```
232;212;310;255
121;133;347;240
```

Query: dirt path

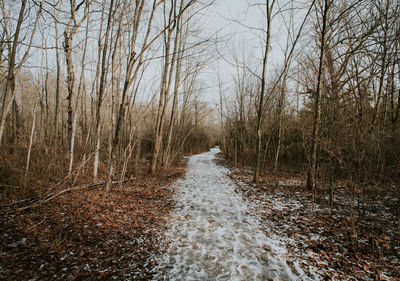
154;147;305;280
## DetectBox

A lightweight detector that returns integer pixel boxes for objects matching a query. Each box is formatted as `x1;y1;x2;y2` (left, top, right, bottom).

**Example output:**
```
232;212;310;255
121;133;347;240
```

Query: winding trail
154;147;302;280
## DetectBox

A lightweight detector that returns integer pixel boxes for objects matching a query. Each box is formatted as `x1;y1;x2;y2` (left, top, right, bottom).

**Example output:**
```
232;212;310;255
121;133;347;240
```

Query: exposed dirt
0;163;186;281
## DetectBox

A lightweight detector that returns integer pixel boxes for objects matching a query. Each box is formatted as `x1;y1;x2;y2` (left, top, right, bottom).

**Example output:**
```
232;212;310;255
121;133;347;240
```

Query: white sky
198;0;309;108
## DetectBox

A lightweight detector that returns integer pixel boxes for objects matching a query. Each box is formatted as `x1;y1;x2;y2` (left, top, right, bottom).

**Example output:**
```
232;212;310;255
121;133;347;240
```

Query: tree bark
306;0;330;196
162;1;185;167
63;1;88;152
149;1;177;174
254;0;275;183
93;0;115;181
0;0;27;144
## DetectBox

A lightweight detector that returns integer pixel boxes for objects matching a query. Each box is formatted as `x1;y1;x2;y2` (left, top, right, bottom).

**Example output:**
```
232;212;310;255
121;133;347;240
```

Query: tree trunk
0;0;27;144
254;0;274;183
306;0;330;199
93;0;115;181
92;0;107;181
149;0;180;174
162;4;185;167
53;14;61;143
64;33;74;151
63;1;88;152
24;104;37;187
69;9;90;177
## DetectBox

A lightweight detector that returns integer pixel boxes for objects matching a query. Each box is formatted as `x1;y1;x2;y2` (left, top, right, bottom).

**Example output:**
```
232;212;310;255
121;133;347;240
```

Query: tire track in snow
154;147;302;280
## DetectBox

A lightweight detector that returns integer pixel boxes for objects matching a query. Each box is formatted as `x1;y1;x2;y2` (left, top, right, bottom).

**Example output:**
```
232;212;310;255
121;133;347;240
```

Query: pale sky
21;0;311;117
199;0;309;107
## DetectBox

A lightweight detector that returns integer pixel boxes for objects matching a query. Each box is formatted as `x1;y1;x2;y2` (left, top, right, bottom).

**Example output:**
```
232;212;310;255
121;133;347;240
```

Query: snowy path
154;147;302;281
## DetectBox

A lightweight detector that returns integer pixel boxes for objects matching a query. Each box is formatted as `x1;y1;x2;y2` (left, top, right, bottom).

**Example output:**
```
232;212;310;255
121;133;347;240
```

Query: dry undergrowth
226;166;400;280
0;163;186;280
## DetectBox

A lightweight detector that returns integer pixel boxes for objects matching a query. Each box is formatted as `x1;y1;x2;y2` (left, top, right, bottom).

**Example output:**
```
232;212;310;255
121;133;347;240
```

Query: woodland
0;0;399;280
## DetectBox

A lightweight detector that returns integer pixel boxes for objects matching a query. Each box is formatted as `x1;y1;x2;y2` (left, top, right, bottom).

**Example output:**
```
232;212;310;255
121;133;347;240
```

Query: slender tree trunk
68;108;79;176
24;104;37;187
274;97;283;175
64;34;74;151
63;2;88;152
218;72;225;154
162;4;185;167
120;125;138;184
0;0;27;144
69;9;90;177
254;0;274;183
54;16;61;143
92;1;106;181
93;0;115;181
149;0;179;174
373;0;390;126
234;127;238;167
134;129;142;178
42;41;50;142
306;0;330;202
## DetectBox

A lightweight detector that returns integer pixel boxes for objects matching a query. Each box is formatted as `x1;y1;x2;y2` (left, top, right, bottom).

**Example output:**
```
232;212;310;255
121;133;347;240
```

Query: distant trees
1;0;398;205
221;0;400;195
0;0;216;199
0;0;41;143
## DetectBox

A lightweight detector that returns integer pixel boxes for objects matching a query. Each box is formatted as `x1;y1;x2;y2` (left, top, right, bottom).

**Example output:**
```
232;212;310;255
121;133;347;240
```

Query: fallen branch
1;178;131;213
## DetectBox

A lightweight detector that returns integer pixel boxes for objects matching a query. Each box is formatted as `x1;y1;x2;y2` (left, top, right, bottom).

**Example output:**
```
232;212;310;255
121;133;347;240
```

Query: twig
1;179;131;213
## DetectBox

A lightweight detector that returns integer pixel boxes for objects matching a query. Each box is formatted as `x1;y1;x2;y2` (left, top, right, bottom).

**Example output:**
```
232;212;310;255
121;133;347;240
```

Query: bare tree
63;0;88;151
0;0;42;143
306;0;330;197
69;7;91;176
105;0;163;191
162;7;186;167
92;0;116;181
149;0;181;174
253;0;276;183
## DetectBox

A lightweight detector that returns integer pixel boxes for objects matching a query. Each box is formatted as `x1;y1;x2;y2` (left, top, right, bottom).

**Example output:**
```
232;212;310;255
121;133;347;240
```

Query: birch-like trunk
92;0;107;181
162;2;185;167
24;104;37;187
149;1;177;174
69;9;90;177
93;0;115;181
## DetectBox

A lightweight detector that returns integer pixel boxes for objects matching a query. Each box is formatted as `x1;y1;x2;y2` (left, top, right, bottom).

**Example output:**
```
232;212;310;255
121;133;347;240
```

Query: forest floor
1;148;399;280
225;160;400;280
0;162;185;280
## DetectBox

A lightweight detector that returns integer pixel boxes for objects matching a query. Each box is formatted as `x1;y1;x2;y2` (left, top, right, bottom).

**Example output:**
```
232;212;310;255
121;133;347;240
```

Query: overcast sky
199;0;307;108
21;0;311;118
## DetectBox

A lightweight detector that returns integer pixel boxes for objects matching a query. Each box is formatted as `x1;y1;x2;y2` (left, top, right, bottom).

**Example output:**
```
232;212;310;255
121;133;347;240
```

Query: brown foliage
0;163;186;280
229;167;400;280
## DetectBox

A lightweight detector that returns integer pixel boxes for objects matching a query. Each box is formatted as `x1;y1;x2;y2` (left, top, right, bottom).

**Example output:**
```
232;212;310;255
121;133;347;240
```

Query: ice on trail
154;147;305;280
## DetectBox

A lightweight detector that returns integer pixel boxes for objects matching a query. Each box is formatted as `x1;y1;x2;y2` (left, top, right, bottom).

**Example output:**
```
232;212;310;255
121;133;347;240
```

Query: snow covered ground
154;147;307;280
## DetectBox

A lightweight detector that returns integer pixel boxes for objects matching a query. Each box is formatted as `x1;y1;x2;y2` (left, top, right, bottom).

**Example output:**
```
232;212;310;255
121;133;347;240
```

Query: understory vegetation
0;0;217;204
1;0;399;280
219;0;400;277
